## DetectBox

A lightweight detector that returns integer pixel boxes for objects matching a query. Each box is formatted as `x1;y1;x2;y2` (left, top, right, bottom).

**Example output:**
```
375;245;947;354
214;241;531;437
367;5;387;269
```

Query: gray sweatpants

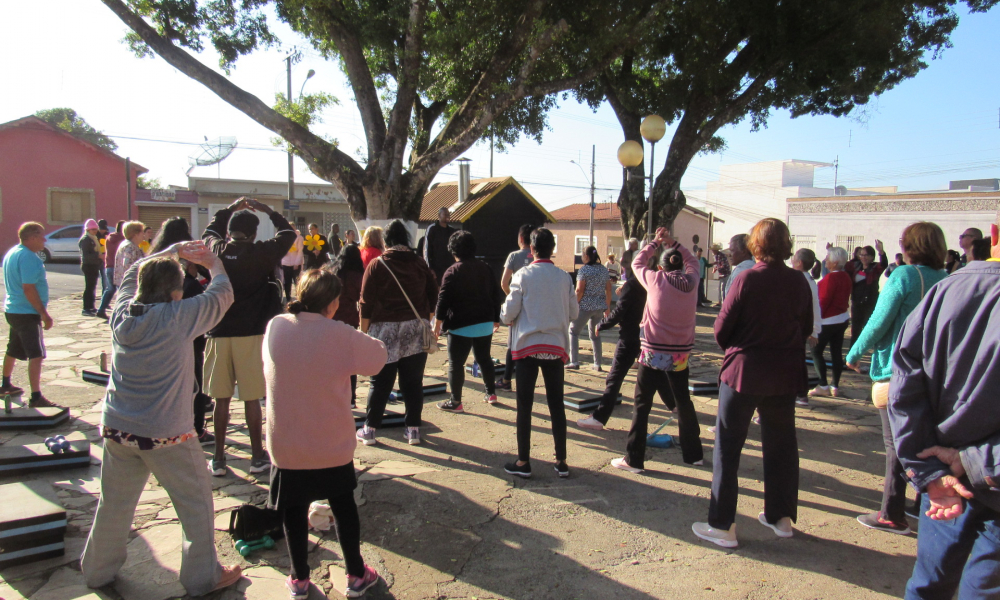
569;308;605;366
82;437;222;596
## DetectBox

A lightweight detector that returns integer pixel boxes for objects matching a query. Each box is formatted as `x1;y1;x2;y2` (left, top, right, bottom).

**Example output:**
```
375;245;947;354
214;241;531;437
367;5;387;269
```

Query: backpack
228;504;284;542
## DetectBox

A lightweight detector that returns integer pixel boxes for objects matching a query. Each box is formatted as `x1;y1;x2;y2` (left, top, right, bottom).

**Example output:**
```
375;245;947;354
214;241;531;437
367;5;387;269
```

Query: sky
1;2;998;213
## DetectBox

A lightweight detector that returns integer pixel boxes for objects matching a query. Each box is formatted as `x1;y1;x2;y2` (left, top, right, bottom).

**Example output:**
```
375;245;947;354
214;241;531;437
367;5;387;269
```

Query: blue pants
905;495;1000;599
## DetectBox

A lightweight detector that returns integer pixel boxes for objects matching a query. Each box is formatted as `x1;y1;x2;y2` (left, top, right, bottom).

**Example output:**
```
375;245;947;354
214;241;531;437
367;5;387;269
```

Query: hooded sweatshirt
501;260;579;361
102;258;233;439
631;241;699;354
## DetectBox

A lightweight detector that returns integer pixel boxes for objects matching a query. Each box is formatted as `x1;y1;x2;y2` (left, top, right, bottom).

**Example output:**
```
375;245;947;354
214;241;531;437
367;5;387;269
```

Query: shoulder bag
872;267;926;409
377;257;437;354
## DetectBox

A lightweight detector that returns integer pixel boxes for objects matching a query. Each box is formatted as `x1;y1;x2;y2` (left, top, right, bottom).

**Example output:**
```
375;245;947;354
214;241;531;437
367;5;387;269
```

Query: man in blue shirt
2;222;56;407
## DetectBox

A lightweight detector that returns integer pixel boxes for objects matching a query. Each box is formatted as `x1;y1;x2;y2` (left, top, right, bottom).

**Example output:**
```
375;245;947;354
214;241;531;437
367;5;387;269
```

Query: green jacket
846;264;947;382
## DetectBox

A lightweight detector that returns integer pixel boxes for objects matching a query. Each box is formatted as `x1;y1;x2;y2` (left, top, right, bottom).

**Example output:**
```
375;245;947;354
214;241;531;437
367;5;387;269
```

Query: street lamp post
285;59;315;226
616;116;666;242
570;144;597;248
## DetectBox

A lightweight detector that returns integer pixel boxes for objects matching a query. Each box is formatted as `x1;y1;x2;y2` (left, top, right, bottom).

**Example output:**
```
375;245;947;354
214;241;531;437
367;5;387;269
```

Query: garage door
137;205;195;234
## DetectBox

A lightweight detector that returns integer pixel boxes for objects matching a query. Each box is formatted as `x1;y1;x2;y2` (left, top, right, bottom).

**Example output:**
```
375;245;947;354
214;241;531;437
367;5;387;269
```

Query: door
46;225;82;259
137;204;195;236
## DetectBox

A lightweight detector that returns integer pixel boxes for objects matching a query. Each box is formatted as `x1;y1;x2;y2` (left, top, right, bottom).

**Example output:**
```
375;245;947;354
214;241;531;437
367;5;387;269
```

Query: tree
578;0;997;239
100;0;664;222
136;175;162;189
35;108;118;152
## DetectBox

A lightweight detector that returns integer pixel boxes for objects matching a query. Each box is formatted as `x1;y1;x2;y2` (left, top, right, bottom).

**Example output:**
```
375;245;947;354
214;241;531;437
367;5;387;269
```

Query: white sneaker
808;385;831;397
577;416;604;431
404;427;421;445
356;425;377;446
758;512;794;538
610;457;643;474
692;522;738;548
794;397;809;407
829;386;840;398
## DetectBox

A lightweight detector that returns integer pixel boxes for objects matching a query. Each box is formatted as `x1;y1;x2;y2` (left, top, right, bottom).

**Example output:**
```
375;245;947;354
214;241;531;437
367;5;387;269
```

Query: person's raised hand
244;198;274;215
228;197;249;212
918;446;966;478
174;241;217;268
654;227;673;247
875;239;885;254
925;475;973;520
826;242;833;250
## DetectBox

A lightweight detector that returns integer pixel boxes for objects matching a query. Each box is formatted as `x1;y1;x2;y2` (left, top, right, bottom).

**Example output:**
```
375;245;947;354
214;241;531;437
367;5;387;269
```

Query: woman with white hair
809;247;853;398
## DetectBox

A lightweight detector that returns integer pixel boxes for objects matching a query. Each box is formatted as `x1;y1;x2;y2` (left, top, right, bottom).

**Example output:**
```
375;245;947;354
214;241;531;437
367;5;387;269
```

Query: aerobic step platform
0;392;69;430
689;376;821;396
465;362;505;375
81;370;109;386
353;410;404;429
804;357;834;368
0;432;90;477
0;480;67;568
563;391;622;413
393;378;447;397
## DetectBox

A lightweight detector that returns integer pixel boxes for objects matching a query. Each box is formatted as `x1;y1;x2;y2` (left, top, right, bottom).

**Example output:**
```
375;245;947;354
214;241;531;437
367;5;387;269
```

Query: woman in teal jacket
846;222;948;535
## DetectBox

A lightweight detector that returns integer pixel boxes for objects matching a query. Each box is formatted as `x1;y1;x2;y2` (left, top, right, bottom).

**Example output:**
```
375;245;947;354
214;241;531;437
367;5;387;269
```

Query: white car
41;225;84;263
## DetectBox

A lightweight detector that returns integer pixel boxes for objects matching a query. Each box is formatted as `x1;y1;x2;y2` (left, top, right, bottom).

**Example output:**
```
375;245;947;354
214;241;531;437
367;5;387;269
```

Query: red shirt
105;232;125;268
360;246;383;269
818;270;852;319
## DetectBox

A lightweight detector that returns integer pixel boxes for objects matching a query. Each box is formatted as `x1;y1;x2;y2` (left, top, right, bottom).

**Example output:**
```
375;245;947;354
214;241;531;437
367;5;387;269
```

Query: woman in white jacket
500;228;579;479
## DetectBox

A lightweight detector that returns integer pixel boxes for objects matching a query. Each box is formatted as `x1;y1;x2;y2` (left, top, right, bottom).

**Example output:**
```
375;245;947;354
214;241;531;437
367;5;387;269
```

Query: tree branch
100;0;366;191
382;0;429;181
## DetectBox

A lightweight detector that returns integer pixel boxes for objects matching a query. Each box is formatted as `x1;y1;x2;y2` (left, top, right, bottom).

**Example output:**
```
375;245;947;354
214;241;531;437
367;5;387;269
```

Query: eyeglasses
959;234;974;239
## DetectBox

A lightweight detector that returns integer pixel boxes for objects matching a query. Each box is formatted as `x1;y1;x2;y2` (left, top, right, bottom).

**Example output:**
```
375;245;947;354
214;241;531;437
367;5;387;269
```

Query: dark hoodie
202;207;296;337
360;246;438;323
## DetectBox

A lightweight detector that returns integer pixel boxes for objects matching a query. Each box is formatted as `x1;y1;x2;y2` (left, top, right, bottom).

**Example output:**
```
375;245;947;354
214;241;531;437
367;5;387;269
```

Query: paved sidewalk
0;295;917;600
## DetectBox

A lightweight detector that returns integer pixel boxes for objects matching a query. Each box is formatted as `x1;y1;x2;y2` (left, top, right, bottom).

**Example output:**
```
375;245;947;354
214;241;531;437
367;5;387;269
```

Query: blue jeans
905;494;1000;599
97;267;116;315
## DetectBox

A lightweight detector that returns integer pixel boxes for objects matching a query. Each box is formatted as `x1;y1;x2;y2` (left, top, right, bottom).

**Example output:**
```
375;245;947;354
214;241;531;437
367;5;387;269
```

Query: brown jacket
360;247;439;323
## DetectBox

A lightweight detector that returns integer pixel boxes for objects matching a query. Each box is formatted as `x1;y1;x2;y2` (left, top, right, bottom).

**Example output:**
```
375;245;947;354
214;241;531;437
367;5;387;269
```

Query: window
52;225;82;239
835;235;865;252
792;235;816;253
574;235;594;256
47;188;94;225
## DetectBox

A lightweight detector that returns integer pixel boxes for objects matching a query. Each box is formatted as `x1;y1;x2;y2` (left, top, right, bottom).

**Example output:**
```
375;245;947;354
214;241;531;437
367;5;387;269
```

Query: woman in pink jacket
611;227;704;474
263;269;388;599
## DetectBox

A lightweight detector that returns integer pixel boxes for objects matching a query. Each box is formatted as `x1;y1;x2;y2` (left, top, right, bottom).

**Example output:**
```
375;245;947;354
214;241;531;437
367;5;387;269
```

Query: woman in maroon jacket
333;244;365;407
692;218;812;549
844;241;887;347
810;246;853;398
433;231;504;412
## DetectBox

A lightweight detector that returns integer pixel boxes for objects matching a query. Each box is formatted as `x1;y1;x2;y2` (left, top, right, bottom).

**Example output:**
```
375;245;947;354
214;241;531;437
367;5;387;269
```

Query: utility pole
125;157;132;220
285;55;295;224
588;145;596;247
490;131;494;178
833;155;839;192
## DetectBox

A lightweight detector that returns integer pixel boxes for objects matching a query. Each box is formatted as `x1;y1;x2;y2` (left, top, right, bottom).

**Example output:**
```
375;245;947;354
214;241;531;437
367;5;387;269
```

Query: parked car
41;225;83;263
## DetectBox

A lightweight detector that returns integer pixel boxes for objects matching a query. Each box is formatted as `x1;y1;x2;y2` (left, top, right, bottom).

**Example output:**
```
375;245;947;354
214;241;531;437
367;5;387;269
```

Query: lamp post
616;115;666;241
285;60;315;225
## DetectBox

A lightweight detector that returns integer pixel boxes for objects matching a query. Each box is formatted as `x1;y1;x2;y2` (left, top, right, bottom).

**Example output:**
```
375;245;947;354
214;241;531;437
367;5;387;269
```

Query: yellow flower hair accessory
304;235;325;252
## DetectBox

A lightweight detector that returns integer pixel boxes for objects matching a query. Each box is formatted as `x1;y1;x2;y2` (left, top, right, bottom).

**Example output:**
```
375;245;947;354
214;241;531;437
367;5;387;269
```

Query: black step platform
563;390;622;413
0;405;70;430
689;376;821;396
0;432;91;477
81;370;109;386
0;480;67;568
353;410;405;429
465;362;505;375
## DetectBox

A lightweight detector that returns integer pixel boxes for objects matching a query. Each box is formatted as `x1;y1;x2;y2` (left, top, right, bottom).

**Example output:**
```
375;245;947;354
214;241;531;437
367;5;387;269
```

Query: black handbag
228;504;284;542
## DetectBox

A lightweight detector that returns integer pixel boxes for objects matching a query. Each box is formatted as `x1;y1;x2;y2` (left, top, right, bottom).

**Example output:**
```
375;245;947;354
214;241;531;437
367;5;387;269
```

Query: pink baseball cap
84;219;98;230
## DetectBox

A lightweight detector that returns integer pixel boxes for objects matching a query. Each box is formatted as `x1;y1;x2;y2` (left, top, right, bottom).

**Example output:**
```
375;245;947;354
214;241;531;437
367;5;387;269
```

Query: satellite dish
187;137;238;175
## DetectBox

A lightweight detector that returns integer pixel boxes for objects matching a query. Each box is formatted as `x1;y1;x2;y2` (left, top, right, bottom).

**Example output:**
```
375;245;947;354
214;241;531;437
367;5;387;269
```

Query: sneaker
758;512;794;538
692;460;704;466
751;416;760;425
484;393;498;404
577;416;604;431
437;399;464;413
503;461;531;478
856;512;911;535
554;461;570;478
565;363;580;370
249;453;271;474
808;385;831;397
95;311;110;321
404;427;421;445
591;363;604;372
81;309;97;316
610;457;643;474
204;400;215;413
692;522;738;548
209;459;227;477
830;386;840;397
198;430;215;446
356;426;377;446
212;565;243;592
795;397;809;407
0;383;24;396
345;565;379;598
28;395;57;408
286;575;310;599
495;378;512;391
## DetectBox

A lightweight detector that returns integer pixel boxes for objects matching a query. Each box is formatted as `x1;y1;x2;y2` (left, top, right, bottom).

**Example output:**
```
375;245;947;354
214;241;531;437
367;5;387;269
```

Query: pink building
0;116;146;250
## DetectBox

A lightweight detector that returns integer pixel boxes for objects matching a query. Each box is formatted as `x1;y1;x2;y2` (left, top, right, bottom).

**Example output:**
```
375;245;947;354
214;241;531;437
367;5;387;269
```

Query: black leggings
626;365;703;467
447;333;495;404
812;321;848;387
365;352;427;428
81;264;101;311
283;494;363;580
193;335;209;434
515;356;566;462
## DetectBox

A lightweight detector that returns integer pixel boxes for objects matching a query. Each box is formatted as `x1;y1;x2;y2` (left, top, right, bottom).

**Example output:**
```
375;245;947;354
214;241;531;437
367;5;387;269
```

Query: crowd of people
1;200;997;599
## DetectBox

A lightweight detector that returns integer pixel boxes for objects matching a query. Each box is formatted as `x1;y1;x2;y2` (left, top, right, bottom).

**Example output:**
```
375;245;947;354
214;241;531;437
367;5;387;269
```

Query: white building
787;183;999;257
691;159;889;245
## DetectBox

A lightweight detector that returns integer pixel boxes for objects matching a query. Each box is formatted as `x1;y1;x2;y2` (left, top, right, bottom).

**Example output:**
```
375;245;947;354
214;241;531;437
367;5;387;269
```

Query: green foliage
270;91;339;150
136;175;162;189
34;108;118;152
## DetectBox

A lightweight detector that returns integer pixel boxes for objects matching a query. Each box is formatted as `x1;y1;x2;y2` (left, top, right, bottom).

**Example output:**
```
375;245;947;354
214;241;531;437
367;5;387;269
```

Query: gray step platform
0;432;90;477
0;402;70;430
0;480;67;568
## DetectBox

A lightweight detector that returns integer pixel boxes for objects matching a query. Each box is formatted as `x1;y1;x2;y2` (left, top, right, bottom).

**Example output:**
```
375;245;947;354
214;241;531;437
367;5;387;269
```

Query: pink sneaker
286;575;310;599
345;565;379;597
